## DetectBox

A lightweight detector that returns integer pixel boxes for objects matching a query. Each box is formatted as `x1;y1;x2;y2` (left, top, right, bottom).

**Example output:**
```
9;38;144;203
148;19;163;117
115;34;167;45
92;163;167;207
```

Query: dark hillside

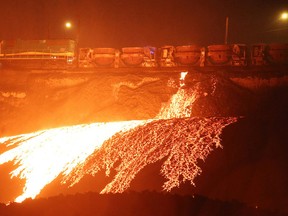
0;192;286;216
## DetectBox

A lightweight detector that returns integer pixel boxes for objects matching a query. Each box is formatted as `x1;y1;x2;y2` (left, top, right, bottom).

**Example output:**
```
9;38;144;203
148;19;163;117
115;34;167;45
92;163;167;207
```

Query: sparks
0;121;145;203
179;71;188;88
64;117;236;194
0;72;237;203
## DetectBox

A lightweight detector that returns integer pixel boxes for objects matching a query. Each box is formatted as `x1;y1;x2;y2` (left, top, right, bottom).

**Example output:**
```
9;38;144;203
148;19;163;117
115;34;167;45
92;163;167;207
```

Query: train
0;39;287;69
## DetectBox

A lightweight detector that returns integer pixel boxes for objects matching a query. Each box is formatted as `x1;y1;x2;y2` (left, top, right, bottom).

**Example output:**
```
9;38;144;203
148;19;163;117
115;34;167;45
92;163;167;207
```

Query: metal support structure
225;17;229;44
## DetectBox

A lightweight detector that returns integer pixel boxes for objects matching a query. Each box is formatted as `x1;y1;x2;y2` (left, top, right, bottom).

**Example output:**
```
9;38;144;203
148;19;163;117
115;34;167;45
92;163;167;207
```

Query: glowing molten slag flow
0;121;145;203
0;72;237;203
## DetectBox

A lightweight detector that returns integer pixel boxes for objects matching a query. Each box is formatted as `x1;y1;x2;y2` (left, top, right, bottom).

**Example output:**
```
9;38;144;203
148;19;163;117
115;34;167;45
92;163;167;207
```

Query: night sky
0;0;287;48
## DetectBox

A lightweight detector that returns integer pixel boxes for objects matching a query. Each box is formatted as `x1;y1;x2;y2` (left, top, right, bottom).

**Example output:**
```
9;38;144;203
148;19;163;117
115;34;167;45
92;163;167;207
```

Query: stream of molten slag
0;72;237;203
0;121;145;203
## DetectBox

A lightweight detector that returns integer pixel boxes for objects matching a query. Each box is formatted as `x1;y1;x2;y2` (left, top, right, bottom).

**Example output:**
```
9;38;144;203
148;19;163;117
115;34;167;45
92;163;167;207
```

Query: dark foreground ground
0;67;288;215
1;192;287;216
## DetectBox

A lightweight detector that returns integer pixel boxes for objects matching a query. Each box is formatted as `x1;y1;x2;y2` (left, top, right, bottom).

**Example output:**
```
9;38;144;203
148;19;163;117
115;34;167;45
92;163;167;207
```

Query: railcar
0;39;76;68
265;43;288;65
250;43;288;66
174;45;202;66
205;44;248;66
0;39;287;69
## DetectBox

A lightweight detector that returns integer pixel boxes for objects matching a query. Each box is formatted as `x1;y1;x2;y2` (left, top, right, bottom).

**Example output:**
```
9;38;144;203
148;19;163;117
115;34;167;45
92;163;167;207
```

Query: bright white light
281;12;288;20
179;71;188;88
65;22;72;29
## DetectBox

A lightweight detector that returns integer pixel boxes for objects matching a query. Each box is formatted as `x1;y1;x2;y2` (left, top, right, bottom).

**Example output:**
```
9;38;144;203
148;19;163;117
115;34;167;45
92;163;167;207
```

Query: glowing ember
0;72;237;203
157;87;198;119
64;117;236;194
179;71;188;87
0;121;145;203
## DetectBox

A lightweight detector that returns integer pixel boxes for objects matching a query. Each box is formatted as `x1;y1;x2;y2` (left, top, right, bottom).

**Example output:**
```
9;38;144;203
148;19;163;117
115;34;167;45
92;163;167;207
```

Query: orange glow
280;12;288;20
65;22;72;29
0;121;145;203
0;72;237;203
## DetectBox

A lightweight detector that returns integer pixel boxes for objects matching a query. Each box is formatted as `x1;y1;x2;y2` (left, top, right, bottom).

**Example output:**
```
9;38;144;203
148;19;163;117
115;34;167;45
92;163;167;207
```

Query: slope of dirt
0;67;288;213
0;69;178;136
